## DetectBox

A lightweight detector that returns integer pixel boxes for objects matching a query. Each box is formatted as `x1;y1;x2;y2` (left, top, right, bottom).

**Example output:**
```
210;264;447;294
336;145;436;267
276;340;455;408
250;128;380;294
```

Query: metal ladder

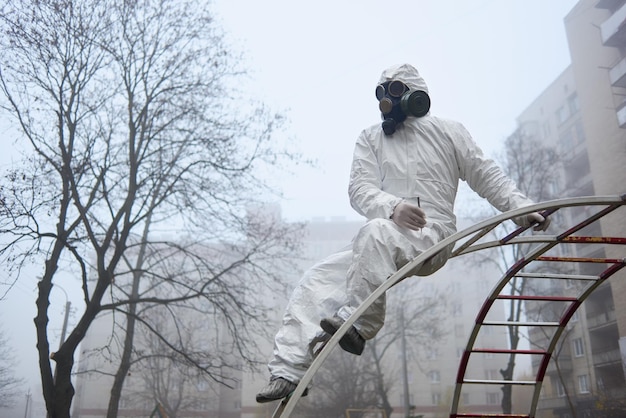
271;195;626;418
449;198;626;418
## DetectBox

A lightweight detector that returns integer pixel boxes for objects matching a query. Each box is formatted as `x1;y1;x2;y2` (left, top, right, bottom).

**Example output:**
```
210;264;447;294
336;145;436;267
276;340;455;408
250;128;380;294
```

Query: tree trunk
370;344;393;418
107;212;152;417
106;286;139;418
501;324;518;414
35;275;55;416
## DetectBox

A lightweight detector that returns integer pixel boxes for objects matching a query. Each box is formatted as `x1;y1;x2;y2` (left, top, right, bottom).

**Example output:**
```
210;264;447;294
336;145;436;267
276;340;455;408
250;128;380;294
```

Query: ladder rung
515;272;598;281
561;236;626;244
497;294;578;302
537;255;624;263
471;348;547;355
463;378;536;386
482;320;560;327
452;414;531;418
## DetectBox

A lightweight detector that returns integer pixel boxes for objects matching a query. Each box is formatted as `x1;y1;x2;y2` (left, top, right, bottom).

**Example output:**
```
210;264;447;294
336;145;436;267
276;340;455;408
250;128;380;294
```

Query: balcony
532;354;573;373
601;1;626;46
538;396;569;410
596;0;626;11
610;57;626;87
593;348;622;366
587;309;616;329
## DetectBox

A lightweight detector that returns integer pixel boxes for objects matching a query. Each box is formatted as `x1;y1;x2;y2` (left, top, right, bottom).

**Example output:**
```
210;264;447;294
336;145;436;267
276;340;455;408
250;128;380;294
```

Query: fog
0;0;577;415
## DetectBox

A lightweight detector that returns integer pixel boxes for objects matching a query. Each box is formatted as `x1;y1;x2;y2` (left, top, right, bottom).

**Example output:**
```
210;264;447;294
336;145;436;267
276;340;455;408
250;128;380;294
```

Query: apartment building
510;1;626;416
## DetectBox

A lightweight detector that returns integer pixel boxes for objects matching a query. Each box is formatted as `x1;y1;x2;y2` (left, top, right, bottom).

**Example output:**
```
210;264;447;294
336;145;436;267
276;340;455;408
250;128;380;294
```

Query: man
256;63;549;403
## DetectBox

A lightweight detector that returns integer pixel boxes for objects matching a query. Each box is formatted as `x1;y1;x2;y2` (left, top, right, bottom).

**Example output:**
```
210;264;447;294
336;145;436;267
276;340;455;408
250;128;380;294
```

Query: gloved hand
391;201;426;231
514;212;551;231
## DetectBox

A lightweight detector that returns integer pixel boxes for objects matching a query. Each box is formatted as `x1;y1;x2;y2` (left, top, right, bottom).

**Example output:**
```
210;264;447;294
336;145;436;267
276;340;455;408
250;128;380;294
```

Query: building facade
511;1;626;416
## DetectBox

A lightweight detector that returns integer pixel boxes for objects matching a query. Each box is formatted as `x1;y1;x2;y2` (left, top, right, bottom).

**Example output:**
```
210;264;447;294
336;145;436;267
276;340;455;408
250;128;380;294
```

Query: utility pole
23;389;31;418
53;285;71;384
400;307;410;418
59;300;71;350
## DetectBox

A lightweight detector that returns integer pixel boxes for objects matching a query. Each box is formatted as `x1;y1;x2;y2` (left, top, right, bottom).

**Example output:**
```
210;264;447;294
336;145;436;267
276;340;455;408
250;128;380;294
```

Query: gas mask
375;80;431;135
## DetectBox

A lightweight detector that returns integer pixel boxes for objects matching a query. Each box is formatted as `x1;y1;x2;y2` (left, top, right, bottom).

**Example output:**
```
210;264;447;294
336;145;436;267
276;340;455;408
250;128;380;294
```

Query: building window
573;338;585;357
574;119;585;144
578;375;590;394
427;348;438;360
197;379;208;391
432;393;442;405
559;128;574;153
556;106;570;125
556;380;566;397
542;121;551;138
429;370;440;384
568;93;579;114
486;392;500;405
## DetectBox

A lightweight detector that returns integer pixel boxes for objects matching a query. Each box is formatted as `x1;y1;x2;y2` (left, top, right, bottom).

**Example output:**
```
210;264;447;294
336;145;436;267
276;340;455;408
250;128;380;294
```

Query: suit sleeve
454;123;534;212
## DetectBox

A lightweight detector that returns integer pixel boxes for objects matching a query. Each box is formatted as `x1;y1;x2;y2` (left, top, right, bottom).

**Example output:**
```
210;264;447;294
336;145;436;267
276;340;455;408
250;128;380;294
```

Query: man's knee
356;218;396;242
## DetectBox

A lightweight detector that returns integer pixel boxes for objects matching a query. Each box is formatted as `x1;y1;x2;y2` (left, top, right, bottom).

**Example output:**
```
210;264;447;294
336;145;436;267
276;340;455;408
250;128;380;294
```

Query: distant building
71;212;514;418
509;0;626;416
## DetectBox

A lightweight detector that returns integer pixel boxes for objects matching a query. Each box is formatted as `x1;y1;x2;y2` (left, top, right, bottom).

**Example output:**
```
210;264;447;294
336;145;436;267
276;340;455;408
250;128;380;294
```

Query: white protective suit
268;64;533;384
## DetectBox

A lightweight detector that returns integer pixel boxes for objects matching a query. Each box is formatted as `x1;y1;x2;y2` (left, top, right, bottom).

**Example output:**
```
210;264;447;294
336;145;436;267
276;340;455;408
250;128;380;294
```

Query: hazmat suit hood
378;63;429;94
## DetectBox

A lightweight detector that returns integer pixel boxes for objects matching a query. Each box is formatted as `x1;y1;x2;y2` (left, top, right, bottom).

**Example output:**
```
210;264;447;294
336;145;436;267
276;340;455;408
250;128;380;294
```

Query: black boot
320;315;365;355
256;377;308;403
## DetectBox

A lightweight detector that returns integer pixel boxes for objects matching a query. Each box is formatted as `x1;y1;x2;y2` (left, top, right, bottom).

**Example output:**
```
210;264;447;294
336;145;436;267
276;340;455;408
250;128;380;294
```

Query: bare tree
0;326;24;408
0;1;302;417
122;307;233;417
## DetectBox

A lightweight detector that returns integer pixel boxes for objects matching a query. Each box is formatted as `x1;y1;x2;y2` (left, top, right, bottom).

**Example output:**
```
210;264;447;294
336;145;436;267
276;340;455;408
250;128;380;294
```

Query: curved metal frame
273;195;626;418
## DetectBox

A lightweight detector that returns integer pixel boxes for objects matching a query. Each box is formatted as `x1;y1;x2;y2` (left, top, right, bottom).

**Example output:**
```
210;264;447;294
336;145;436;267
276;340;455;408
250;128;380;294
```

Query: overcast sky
0;0;578;415
214;0;578;221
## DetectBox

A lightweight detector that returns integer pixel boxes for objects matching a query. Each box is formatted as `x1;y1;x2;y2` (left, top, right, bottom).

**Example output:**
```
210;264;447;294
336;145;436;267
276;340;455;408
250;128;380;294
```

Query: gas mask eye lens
375;84;386;101
388;80;407;97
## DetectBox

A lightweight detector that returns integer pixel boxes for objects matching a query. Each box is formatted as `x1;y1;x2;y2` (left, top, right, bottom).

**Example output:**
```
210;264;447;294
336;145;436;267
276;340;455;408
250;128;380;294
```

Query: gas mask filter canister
375;80;431;135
